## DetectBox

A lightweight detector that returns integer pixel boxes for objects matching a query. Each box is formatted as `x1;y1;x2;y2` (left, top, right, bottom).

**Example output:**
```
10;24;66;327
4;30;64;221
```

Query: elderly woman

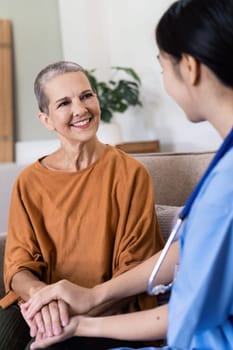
22;0;233;349
0;61;164;350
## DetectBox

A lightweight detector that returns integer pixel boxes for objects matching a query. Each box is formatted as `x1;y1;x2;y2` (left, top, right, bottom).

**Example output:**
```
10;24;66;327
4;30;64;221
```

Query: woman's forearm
93;241;179;308
11;270;46;300
78;304;168;341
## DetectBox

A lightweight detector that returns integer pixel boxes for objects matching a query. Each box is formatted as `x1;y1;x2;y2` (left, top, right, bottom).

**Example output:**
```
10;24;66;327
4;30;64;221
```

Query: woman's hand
21;280;95;320
21;299;69;338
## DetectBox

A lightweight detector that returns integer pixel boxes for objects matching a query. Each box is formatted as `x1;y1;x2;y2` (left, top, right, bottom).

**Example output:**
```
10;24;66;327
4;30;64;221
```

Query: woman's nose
72;99;87;117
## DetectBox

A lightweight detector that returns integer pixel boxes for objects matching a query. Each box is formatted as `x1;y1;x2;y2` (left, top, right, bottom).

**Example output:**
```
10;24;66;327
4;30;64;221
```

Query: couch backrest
135;151;215;206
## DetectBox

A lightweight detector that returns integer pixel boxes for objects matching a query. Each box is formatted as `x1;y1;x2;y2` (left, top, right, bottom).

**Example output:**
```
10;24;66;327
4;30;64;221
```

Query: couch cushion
156;205;181;242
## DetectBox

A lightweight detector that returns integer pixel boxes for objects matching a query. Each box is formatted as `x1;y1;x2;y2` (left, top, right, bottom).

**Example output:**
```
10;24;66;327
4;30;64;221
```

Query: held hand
21;280;94;320
29;315;81;350
21;299;69;338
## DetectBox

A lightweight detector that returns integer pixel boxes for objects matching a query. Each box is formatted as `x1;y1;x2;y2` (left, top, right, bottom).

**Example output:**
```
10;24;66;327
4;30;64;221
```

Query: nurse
22;0;233;348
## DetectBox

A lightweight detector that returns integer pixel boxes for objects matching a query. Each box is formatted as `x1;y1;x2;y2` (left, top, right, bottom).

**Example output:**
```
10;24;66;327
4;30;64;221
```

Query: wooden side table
115;140;160;153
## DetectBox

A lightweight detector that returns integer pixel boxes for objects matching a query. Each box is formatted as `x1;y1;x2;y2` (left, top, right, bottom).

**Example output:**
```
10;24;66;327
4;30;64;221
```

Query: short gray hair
34;61;87;113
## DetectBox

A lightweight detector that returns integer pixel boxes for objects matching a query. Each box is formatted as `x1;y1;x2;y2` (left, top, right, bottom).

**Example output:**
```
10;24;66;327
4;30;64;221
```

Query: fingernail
62;318;68;327
46;330;53;337
54;326;62;335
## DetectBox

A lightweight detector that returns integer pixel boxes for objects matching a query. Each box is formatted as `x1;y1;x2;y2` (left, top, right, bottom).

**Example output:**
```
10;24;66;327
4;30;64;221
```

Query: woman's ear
38;112;55;131
181;54;200;85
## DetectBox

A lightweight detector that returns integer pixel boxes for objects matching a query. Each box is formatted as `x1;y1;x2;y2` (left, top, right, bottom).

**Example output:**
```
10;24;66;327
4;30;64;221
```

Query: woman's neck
197;68;233;138
42;138;107;172
207;94;233;139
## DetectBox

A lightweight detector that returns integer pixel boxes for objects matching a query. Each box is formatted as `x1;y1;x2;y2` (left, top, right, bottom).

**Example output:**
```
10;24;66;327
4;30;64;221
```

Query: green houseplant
86;66;142;122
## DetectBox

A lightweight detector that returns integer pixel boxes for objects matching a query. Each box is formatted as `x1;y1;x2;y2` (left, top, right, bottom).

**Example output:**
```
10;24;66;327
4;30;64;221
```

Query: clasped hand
20;280;92;349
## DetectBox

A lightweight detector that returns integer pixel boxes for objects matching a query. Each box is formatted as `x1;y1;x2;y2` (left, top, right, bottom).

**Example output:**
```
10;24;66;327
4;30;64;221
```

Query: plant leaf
86;66;142;121
112;66;141;84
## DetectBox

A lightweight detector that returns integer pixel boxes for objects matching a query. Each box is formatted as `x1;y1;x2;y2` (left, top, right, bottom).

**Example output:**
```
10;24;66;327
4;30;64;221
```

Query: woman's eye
81;92;94;100
57;100;69;108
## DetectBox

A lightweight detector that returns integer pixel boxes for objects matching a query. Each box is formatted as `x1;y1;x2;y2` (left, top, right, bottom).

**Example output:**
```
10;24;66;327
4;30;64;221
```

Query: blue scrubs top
113;148;233;350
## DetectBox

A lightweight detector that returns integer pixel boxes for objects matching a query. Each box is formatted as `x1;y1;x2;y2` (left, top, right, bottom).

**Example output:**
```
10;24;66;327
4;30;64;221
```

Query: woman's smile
70;116;94;129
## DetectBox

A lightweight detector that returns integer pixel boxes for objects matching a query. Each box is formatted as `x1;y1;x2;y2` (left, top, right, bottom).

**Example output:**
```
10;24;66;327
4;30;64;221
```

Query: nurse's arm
94;241;178;309
30;304;168;349
78;304;168;341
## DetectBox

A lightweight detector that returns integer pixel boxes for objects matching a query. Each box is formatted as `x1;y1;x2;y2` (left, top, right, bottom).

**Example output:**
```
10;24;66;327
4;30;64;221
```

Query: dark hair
156;0;233;88
34;61;88;113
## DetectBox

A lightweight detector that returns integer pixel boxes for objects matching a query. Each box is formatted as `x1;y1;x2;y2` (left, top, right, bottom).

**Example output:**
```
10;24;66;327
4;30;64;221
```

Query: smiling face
39;71;101;144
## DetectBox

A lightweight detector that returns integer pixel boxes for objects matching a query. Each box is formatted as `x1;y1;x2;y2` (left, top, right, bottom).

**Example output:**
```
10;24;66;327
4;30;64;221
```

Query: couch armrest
0;233;6;298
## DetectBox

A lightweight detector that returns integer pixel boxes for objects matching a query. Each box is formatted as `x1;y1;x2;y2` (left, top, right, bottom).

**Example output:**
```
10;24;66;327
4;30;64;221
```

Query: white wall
58;0;221;152
0;0;63;142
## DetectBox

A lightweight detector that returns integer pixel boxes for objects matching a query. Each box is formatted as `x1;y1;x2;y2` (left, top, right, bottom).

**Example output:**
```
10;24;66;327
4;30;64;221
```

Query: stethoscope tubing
147;218;182;295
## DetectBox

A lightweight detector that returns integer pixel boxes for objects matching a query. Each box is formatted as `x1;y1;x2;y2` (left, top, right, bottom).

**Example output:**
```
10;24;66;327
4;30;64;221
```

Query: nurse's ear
38;111;55;131
180;54;201;86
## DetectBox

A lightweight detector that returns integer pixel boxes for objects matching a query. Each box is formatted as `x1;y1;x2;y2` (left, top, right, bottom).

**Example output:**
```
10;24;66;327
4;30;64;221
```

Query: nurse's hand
29;315;81;350
21;280;94;320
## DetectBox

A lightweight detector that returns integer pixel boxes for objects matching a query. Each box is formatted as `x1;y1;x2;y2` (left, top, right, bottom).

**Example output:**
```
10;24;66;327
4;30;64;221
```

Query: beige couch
0;151;214;299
